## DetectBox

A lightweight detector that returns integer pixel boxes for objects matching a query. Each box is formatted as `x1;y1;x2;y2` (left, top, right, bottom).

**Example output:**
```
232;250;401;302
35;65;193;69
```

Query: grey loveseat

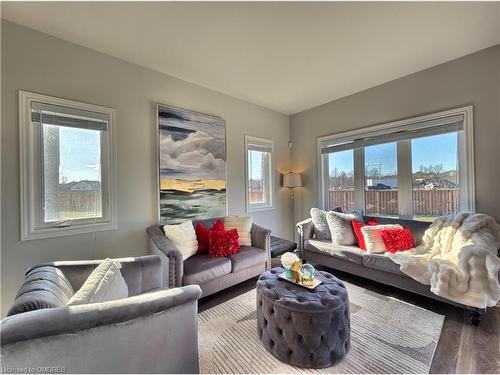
147;217;271;297
0;255;202;373
297;216;487;324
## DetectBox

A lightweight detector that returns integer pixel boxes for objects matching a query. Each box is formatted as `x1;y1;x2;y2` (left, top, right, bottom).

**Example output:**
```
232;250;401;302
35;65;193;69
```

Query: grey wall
1;21;291;316
290;45;500;225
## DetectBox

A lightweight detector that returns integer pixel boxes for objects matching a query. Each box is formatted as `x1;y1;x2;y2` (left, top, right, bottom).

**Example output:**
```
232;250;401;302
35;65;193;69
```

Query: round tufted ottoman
256;267;350;368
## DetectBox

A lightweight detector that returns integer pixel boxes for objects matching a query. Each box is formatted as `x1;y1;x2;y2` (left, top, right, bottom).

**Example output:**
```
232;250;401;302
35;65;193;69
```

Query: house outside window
318;106;474;221
245;135;274;212
19;91;117;240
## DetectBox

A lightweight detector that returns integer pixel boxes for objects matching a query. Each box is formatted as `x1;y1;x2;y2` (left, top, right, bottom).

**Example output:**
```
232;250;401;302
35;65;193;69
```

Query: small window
245;135;273;211
19;91;117;240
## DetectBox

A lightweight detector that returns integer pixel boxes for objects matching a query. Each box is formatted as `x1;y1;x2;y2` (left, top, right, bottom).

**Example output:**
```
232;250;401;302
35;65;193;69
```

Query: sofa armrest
251;223;271;270
1;285;202;373
297;218;314;256
147;225;184;288
1;285;202;346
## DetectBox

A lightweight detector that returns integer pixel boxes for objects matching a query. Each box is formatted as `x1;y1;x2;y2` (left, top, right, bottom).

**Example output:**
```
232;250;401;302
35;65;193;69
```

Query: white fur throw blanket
387;213;500;308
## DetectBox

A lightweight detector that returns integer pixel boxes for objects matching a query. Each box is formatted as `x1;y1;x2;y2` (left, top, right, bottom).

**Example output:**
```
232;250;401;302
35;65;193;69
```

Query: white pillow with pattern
224;216;252;247
361;224;402;253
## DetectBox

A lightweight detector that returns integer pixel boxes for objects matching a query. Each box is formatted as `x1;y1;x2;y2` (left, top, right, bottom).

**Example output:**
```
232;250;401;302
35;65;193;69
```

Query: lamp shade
283;173;302;188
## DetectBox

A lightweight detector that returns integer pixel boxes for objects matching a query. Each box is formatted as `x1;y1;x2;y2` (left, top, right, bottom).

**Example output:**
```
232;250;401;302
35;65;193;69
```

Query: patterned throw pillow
361;224;403;253
381;227;416;253
310;208;332;240
208;229;240;257
351;218;379;250
224;216;252;246
195;219;225;254
325;211;362;245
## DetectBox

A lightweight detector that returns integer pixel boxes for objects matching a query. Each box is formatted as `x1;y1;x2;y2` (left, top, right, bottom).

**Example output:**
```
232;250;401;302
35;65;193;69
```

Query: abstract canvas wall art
157;104;226;224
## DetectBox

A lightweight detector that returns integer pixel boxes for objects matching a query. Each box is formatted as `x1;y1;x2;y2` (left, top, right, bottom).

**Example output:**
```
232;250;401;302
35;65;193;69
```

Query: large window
245;135;273;211
20;91;117;240
318;107;474;221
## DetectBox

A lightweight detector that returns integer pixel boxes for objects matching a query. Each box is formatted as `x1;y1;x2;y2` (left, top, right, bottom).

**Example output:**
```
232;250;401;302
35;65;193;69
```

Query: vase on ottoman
256;267;350;368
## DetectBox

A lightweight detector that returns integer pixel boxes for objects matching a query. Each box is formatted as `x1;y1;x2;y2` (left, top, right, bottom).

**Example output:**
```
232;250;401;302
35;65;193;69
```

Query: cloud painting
158;105;226;224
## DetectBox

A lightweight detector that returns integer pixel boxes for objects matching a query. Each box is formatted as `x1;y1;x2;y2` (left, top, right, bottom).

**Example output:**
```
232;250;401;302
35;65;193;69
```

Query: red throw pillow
351;218;379;250
208;229;240;257
381;227;415;253
195;219;225;254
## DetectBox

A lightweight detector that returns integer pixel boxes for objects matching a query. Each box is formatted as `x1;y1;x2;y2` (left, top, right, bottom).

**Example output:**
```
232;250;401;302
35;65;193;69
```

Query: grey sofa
297;216;487;324
0;255;202;374
147;217;271;297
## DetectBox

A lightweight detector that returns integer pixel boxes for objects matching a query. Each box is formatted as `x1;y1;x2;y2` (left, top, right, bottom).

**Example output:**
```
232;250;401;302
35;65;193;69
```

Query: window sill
21;221;118;241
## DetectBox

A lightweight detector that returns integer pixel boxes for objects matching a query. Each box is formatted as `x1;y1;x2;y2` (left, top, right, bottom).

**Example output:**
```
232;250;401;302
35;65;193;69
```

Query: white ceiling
2;2;500;115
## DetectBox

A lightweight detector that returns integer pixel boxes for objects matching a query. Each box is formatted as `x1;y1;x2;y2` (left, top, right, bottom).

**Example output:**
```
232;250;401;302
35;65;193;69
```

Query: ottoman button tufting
256;267;350;369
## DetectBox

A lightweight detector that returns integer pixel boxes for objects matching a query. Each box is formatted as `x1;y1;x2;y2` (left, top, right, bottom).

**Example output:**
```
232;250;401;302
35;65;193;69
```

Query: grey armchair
147;217;271;297
0;255;202;374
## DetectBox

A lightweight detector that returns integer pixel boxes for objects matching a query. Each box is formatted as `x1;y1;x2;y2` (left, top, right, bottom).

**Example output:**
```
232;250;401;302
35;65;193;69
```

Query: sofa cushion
228;247;266;273
8;266;75;316
362;253;404;275
183;255;232;285
304;239;363;264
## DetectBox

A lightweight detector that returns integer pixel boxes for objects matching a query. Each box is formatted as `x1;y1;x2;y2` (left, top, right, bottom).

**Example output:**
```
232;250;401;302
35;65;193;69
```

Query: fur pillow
224;216;252;246
67;259;128;306
361;224;402;253
326;211;362;245
164;220;198;260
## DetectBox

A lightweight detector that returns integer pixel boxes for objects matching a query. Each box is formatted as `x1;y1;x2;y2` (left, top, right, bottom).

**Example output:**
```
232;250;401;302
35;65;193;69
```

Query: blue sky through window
58;127;101;183
328;132;458;176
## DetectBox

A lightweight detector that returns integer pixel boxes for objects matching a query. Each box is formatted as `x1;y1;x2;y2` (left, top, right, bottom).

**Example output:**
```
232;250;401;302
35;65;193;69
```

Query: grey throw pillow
326;211;363;245
310;208;332;240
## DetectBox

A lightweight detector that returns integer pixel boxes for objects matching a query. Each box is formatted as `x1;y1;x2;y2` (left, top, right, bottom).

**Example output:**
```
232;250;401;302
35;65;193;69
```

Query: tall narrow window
327;150;354;212
411;132;459;220
364;142;398;217
245;135;273;211
20;91;117;240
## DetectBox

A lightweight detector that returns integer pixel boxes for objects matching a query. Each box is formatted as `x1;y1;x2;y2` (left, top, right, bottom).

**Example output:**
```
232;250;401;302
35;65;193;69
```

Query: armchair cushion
228;247;267;273
183;255;231;285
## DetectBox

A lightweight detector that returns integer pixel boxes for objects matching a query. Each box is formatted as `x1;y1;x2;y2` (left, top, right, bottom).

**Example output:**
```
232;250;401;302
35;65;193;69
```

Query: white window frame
245;135;274;212
19;91;118;241
317;106;475;219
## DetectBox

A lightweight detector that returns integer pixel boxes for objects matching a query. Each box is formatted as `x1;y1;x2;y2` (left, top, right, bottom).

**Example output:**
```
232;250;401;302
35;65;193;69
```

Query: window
364;142;398;217
327;149;354;212
245;135;273;211
19;91;117;240
318;106;474;221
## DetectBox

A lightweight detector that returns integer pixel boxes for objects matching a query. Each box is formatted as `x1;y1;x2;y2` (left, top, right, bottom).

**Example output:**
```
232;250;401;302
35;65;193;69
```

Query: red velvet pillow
195;219;225;254
208;229;240;257
351;218;379;250
381;227;415;253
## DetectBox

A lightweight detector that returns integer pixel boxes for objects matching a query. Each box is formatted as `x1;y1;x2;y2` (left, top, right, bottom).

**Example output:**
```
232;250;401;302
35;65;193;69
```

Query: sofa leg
469;311;483;326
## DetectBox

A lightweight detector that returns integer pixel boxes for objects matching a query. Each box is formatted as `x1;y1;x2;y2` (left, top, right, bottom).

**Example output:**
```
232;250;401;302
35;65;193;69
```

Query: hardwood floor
198;268;500;374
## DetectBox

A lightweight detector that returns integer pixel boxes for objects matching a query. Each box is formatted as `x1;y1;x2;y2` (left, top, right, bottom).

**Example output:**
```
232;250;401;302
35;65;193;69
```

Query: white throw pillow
224;216;252;247
361;224;402;253
163;220;198;260
67;259;128;306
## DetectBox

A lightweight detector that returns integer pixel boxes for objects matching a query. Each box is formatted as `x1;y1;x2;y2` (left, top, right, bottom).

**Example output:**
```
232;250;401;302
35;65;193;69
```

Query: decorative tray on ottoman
277;273;322;290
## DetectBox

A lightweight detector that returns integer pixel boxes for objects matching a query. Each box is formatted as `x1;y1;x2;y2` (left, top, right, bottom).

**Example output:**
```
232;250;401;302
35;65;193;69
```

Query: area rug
198;281;444;374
